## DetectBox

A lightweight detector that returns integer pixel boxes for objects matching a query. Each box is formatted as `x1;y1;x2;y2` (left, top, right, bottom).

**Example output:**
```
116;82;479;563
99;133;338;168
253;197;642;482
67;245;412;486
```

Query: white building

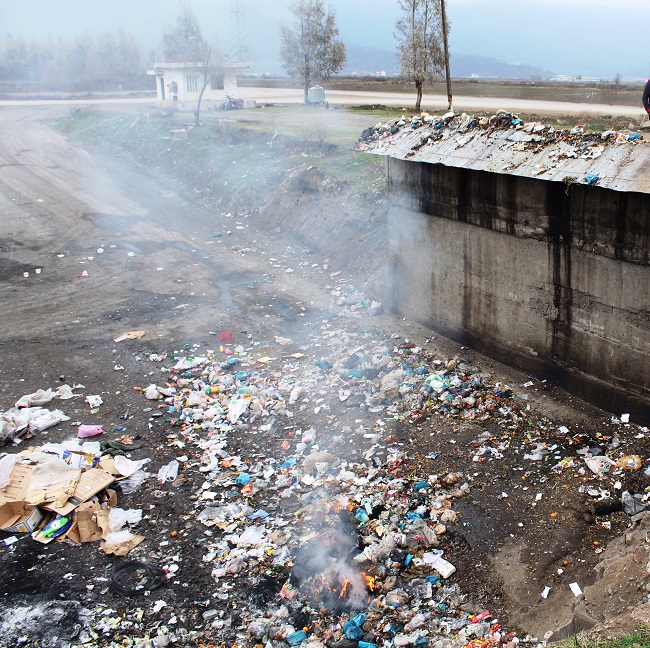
147;61;251;102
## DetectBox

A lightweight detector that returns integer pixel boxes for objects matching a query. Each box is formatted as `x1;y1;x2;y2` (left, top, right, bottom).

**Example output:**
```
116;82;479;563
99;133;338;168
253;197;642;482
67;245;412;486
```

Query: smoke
290;510;371;611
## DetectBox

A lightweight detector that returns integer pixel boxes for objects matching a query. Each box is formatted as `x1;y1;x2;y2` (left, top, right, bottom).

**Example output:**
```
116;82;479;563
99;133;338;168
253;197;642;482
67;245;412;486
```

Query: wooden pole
440;0;452;111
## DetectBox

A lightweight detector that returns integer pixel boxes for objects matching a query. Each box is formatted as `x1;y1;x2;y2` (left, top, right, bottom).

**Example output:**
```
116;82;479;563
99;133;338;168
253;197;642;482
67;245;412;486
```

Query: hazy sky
2;0;649;80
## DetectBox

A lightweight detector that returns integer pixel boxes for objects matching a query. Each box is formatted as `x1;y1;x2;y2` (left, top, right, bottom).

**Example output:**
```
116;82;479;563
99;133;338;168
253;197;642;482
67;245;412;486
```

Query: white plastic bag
228;399;249;423
114;455;149;477
157;460;179;483
15;389;55;408
109;507;143;532
119;469;149;495
28;409;70;432
144;384;162;400
238;525;266;546
0;454;21;490
55;384;75;400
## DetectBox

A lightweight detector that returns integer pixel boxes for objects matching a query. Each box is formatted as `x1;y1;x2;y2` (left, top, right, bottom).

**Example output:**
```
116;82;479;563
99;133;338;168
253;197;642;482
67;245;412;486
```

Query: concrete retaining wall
386;157;650;419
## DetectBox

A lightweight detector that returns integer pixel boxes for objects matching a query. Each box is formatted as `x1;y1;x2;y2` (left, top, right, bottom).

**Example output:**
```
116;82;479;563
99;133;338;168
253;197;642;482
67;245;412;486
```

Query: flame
362;572;376;592
339;578;352;598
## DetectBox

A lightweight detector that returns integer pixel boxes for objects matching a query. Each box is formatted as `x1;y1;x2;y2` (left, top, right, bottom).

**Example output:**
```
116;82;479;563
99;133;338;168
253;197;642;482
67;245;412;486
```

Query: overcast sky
2;0;649;80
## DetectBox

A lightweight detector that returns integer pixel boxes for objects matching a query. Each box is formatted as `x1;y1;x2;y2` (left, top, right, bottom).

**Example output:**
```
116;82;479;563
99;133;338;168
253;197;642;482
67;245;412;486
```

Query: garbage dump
356;109;647;189
2;271;650;647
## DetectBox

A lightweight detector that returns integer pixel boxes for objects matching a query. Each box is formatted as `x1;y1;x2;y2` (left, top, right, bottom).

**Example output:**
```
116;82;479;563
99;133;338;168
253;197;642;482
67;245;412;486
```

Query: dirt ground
1;103;650;648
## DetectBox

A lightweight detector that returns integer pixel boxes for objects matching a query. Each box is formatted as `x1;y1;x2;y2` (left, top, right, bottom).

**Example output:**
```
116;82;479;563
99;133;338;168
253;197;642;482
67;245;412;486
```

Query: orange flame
362;572;376;592
339;578;352;598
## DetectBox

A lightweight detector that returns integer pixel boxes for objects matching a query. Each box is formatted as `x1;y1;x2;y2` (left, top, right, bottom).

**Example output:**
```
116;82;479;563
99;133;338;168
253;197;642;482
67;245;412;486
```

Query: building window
210;73;224;90
185;75;198;92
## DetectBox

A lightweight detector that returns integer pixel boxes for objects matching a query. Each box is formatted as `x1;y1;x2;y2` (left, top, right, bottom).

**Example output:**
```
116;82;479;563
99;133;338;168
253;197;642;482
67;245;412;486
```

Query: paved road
1;87;646;118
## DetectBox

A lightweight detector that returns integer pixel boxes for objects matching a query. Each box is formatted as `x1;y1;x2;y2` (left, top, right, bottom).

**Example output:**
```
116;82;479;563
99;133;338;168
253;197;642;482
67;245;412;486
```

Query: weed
554;626;650;648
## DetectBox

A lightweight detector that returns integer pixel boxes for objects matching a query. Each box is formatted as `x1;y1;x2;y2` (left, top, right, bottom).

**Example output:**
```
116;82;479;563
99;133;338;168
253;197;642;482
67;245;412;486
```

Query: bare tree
0;31;144;91
613;72;622;86
395;0;447;111
162;6;207;63
161;7;222;127
194;45;224;127
280;0;346;104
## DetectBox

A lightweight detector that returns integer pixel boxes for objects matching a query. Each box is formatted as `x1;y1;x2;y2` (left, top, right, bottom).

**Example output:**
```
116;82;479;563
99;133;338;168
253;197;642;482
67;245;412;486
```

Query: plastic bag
144;384;162;400
157;460;179;483
55;384;75;400
28;409;70;432
114;455;149;477
77;424;104;439
109;507;143;532
0;407;48;441
228;399;249;423
238;525;266;546
0;454;21;490
585;455;617;477
119;469;149;495
197;503;243;526
15;389;55;408
621;491;648;516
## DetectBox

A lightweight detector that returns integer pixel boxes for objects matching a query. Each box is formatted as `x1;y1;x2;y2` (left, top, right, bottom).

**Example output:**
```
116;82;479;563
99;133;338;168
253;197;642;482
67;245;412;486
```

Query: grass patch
55;108;116;134
555;627;650;648
55;105;386;206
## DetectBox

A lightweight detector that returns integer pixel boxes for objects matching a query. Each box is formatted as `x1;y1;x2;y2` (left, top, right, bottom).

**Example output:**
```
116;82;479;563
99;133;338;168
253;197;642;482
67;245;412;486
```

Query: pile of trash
4;278;650;646
151;411;523;645
0;436;151;553
0;384;153;553
356;109;646;187
118;327;556;646
357;109;645;155
0;385;77;443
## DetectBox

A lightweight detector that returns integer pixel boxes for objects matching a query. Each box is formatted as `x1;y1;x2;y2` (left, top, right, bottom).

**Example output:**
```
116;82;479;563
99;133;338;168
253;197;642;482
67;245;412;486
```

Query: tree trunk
195;79;209;127
415;79;423;112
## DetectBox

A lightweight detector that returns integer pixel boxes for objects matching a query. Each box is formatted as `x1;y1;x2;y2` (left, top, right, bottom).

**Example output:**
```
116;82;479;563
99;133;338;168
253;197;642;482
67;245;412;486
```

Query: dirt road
1;103;649;647
1;86;646;119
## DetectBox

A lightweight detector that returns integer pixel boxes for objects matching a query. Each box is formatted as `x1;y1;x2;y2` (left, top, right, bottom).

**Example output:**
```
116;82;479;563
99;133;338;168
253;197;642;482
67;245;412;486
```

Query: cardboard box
0;502;44;533
76;501;103;543
41;469;115;516
25;463;80;508
0;464;33;505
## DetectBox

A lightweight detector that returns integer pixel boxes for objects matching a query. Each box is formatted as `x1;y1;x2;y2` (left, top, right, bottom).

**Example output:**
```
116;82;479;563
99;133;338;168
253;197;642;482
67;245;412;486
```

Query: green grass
55;108;116;134
55;105;386;206
555;627;650;648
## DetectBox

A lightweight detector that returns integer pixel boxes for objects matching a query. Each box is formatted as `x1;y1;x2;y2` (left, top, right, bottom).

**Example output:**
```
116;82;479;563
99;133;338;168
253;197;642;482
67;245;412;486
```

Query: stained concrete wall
386;157;650;419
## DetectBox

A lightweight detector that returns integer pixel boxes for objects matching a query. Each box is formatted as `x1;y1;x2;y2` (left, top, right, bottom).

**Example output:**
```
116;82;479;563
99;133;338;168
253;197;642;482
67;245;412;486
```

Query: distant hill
341;44;549;80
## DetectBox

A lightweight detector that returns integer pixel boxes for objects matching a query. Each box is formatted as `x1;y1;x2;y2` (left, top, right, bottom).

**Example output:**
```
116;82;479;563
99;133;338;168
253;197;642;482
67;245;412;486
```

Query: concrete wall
386;157;650;419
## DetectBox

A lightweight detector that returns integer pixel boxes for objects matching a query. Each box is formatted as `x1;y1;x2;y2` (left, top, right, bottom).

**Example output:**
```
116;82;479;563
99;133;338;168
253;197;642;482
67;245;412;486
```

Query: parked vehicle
223;94;244;110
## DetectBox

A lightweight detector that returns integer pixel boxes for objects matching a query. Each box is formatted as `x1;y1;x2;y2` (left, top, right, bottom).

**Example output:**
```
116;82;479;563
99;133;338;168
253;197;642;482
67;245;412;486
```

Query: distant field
240;77;646;108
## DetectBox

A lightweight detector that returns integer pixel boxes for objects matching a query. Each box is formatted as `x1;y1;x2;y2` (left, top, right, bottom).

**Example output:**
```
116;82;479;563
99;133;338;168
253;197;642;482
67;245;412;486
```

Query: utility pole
230;0;250;62
440;0;452;111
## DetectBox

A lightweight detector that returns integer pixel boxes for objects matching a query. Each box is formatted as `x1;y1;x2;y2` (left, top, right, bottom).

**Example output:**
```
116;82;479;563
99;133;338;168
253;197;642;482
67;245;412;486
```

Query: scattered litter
157;460;179;483
110;561;167;595
113;330;146;342
77;424;104;439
